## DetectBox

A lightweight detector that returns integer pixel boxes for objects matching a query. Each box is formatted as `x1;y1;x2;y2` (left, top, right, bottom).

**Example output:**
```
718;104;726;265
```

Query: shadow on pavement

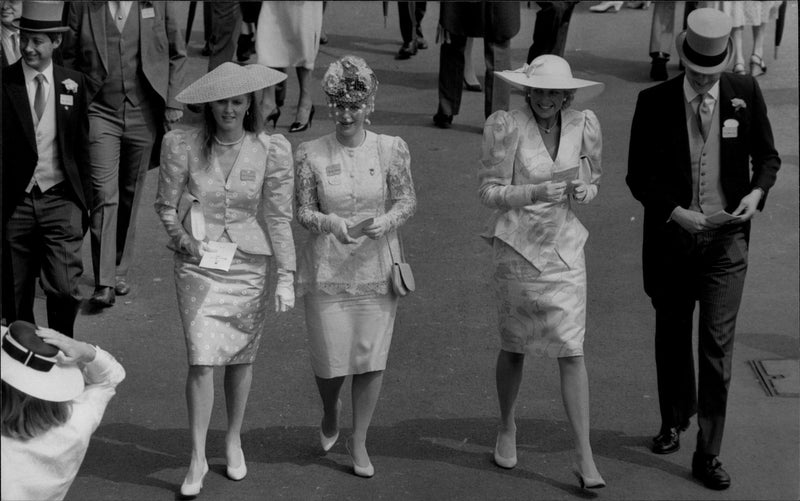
81;417;695;497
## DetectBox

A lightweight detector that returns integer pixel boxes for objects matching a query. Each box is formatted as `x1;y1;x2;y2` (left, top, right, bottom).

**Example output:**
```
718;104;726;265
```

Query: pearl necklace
214;132;245;146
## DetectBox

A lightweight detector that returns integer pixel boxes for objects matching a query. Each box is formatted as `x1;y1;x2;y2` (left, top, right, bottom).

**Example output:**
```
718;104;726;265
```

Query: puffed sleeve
578;109;602;204
261;133;296;272
478;110;536;210
154;130;192;250
379;136;416;231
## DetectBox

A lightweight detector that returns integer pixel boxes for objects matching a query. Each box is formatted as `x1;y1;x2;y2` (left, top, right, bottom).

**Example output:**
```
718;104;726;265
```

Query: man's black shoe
651;421;688;454
90;286;115;308
395;42;418;60
433;112;453;129
692;453;731;490
651;428;680;454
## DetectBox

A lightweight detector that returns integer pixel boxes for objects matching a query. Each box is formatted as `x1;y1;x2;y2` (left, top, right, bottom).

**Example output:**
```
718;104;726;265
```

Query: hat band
18;18;65;31
2;335;56;372
682;39;728;68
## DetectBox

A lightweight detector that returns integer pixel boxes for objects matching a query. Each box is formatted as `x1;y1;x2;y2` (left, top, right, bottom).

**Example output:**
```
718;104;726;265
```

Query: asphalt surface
45;2;799;500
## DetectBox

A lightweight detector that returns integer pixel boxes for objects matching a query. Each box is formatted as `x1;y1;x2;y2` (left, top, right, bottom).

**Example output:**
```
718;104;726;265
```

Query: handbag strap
385;231;405;265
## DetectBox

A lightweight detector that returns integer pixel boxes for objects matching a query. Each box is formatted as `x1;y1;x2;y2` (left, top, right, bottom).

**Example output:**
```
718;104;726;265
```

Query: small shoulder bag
386;233;415;297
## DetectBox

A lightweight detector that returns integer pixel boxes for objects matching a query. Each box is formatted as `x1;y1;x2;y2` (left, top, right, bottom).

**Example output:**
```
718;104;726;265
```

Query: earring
365;117;371;125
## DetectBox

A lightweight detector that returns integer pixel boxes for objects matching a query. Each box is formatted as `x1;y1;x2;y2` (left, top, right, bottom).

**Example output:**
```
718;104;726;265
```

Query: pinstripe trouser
652;223;749;456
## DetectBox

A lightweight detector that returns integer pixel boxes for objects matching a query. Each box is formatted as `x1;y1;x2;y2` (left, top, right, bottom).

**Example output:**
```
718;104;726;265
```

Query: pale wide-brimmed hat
176;62;287;105
676;8;733;74
322;55;379;106
12;0;69;33
1;322;84;402
495;55;601;91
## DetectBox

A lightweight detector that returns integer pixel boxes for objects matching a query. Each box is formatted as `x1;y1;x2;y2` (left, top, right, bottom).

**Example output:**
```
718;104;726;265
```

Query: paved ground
49;2;799;500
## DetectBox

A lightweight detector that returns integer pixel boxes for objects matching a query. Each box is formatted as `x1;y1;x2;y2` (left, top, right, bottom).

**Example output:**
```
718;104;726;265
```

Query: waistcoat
97;4;149;109
27;79;63;193
685;97;726;214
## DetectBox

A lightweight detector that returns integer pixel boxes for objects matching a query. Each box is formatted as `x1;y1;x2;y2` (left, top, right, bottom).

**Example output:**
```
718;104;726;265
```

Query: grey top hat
12;1;69;34
676;8;734;74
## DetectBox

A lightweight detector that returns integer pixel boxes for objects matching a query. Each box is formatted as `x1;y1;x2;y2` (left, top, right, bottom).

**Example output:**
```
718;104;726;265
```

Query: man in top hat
62;1;187;308
2;0;91;338
626;8;780;490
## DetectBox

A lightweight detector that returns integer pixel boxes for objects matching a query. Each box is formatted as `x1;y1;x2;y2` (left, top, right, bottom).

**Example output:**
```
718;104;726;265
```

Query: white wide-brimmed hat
1;322;84;402
495;55;601;91
676;8;733;75
176;62;287;104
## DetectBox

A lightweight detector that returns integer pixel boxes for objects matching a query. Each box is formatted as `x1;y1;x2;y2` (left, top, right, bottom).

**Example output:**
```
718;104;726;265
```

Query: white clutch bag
177;191;206;241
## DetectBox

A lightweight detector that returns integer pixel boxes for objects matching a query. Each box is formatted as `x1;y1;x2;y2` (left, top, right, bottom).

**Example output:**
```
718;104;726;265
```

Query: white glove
570;180;598;204
274;269;295;313
323;214;356;244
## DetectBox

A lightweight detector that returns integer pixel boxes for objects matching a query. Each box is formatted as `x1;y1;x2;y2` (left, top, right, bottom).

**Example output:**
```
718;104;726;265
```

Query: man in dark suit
527;1;578;64
0;0;22;67
63;1;186;307
626;8;780;490
433;0;520;127
2;1;90;338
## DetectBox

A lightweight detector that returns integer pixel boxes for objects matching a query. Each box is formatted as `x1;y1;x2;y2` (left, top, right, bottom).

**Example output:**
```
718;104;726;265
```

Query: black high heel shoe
266;108;281;129
289;105;315;133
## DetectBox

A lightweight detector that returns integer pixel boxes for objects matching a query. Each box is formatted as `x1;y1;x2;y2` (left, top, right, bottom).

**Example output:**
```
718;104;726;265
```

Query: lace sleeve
381;137;416;231
294;142;328;234
154;130;191;249
478;110;536;210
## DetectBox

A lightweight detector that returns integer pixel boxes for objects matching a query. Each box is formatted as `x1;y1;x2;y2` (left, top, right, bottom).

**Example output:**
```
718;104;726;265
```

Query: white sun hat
176;62;288;105
1;322;84;402
495;55;601;91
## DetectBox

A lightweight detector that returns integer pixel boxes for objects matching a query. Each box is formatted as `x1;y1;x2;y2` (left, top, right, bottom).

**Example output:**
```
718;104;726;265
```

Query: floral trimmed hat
322;55;378;107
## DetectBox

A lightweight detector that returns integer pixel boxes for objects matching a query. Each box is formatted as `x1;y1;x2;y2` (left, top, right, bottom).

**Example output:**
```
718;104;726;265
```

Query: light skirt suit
155;129;295;366
295;132;416;378
479;107;602;358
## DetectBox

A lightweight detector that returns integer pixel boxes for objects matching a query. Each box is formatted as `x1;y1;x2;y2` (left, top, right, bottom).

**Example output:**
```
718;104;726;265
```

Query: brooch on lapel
731;98;746;112
60;78;78;108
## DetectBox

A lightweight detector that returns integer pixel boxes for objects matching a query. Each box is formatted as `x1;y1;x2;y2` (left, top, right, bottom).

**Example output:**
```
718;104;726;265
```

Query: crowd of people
1;1;784;500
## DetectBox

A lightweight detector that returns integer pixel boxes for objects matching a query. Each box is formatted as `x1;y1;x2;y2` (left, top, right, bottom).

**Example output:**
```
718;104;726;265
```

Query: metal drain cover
748;359;799;397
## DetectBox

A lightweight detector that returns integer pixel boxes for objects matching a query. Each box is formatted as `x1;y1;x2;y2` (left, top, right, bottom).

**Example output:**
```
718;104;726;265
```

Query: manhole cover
748;359;799;397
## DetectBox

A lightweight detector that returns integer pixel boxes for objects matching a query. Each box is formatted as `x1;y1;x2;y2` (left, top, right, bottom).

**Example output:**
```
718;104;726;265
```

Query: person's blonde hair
1;380;71;441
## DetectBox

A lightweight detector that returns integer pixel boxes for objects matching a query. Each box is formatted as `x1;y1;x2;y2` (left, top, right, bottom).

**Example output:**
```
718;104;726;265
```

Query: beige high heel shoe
589;1;623;13
180;461;209;497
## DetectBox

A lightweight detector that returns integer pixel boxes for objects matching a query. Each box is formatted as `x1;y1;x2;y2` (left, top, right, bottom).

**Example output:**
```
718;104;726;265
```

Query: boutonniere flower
62;79;78;93
731;98;746;112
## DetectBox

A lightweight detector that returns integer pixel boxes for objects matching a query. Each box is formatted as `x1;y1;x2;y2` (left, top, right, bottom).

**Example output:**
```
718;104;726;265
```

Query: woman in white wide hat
1;321;126;500
479;55;606;488
154;62;296;497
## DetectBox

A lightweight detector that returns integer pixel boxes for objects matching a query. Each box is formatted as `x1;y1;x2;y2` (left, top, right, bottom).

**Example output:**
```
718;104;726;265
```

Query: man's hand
670;206;721;234
731;189;763;222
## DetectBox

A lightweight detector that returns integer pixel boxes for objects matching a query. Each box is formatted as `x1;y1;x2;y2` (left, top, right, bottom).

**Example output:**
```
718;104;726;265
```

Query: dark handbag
387;233;415;297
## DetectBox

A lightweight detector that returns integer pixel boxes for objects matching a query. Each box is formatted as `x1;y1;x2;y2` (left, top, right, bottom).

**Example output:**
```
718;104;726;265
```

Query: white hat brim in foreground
0;334;84;402
495;69;601;91
176;62;288;104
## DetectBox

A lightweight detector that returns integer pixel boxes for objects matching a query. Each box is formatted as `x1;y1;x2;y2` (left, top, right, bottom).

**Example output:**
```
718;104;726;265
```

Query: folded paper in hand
348;217;374;239
706;210;741;225
199;241;237;271
551;166;579;195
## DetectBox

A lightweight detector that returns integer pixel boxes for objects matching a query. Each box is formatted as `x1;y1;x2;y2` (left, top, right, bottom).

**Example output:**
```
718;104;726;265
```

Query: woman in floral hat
294;55;416;478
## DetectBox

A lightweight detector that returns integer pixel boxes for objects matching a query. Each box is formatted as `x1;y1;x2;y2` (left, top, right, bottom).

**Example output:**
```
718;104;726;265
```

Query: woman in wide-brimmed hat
294;55;416;478
154;62;296;497
1;321;125;500
480;55;606;488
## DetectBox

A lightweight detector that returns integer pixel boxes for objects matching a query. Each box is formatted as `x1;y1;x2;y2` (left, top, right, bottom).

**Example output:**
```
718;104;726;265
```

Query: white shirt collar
22;59;54;86
683;76;719;104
